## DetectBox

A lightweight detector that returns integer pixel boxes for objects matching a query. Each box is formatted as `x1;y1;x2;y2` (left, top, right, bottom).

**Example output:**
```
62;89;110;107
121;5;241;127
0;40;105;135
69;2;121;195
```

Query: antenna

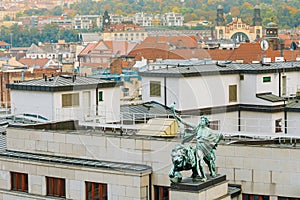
291;41;297;67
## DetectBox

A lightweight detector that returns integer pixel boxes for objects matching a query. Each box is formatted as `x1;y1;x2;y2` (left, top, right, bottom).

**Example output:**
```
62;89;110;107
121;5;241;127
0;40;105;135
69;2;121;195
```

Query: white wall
256;73;279;95
240;111;285;134
98;87;121;123
142;74;239;111
287;112;300;136
11;90;54;120
53;89;96;122
11;86;121;123
284;71;300;95
176;74;240;110
240;74;257;104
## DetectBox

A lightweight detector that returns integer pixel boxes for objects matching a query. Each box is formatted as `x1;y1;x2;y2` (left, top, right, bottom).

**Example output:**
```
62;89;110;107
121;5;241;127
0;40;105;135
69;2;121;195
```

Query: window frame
85;181;108;200
209;120;220;130
154;185;169;200
150;81;161;97
10;172;28;193
263;76;271;83
242;193;269;200
46;176;66;198
62;93;80;108
98;91;103;101
275;118;282;133
229;84;237;102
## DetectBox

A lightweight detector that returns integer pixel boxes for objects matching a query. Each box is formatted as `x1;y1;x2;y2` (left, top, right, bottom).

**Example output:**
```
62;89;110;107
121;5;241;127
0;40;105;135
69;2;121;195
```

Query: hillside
67;0;300;29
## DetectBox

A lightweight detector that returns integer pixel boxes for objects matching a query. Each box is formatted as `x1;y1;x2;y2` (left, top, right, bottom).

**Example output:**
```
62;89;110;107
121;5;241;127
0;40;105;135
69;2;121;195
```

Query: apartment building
161;12;184;27
6;75;122;123
73;15;102;30
139;60;300;135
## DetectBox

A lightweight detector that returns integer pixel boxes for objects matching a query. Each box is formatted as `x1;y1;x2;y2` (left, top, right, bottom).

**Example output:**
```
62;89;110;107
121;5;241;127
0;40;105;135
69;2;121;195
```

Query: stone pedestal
169;174;230;200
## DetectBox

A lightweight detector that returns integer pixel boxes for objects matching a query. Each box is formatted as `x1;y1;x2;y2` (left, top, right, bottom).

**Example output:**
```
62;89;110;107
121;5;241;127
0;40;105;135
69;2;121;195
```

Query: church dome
267;22;278;28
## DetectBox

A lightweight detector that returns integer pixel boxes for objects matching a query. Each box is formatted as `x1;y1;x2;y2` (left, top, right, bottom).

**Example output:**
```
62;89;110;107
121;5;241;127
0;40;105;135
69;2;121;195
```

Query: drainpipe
284;100;287;134
21;70;24;81
278;71;281;97
164;76;167;107
149;174;152;200
96;87;99;116
238;108;241;132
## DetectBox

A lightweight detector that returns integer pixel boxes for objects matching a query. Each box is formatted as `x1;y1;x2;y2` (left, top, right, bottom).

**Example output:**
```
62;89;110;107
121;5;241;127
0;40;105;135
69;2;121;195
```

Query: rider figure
170;103;223;181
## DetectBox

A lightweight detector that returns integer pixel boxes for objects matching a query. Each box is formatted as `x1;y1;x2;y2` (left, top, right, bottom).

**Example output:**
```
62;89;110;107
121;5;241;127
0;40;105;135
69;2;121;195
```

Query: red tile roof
0;41;10;46
19;58;50;67
78;43;98;55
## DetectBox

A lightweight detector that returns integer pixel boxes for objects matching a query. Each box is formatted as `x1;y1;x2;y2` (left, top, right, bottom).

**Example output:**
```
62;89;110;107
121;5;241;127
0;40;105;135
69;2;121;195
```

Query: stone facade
2;126;300;199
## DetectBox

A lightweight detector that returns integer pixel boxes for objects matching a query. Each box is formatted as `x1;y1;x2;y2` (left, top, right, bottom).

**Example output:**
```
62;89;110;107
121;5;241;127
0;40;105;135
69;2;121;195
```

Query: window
209;120;220;130
98;91;103;101
11;172;28;192
278;197;300;200
154;185;169;200
275;119;282;133
240;74;244;80
263;76;271;82
229;85;237;102
46;177;66;198
86;181;108;200
62;93;79;107
243;194;269;200
150;81;161;97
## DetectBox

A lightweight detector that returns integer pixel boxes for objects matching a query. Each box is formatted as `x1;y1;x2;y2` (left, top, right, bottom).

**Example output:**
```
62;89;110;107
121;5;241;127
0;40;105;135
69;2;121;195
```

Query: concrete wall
11;90;54;120
5;127;300;198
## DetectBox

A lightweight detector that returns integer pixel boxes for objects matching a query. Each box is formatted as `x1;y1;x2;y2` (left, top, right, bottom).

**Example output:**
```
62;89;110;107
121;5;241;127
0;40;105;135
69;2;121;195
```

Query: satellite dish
260;39;269;51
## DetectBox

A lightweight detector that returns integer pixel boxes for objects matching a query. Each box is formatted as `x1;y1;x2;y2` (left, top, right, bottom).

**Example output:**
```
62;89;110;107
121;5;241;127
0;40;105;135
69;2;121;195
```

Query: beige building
215;5;262;42
0;120;299;199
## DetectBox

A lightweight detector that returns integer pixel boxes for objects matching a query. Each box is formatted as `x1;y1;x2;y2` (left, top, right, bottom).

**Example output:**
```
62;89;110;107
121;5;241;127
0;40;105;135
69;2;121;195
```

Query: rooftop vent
60;75;72;79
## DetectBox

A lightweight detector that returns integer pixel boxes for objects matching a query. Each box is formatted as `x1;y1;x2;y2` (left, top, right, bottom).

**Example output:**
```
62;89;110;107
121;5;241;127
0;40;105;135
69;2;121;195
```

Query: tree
3;15;11;21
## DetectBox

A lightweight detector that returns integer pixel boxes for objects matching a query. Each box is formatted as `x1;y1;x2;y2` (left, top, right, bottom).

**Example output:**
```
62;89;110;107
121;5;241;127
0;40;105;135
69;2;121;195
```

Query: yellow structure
137;118;178;137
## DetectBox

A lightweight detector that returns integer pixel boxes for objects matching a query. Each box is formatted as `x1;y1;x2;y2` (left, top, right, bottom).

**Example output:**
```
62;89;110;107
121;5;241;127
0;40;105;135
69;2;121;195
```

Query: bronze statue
169;144;198;183
169;103;223;183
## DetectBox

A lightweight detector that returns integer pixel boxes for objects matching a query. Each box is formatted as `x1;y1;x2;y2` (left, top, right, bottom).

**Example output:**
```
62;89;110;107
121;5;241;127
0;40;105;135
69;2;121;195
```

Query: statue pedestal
170;174;230;200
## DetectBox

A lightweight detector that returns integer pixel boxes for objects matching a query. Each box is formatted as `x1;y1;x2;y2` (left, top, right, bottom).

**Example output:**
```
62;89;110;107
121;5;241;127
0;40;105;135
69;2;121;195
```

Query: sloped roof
121;101;173;120
0;57;24;67
27;43;45;54
18;58;49;67
79;40;137;57
79;33;102;43
6;75;122;92
78;43;98;56
0;41;10;46
134;35;198;49
139;61;300;78
256;93;286;102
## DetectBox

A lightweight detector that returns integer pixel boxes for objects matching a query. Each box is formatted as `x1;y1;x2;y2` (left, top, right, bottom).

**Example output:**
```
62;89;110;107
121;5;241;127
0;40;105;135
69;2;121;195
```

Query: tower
102;10;111;30
252;5;262;26
215;5;225;40
216;5;224;26
265;22;280;50
252;5;262;41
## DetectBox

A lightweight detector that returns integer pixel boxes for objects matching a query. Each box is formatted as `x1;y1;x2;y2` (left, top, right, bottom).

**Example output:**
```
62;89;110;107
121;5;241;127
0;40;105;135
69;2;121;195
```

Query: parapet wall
6;127;300;198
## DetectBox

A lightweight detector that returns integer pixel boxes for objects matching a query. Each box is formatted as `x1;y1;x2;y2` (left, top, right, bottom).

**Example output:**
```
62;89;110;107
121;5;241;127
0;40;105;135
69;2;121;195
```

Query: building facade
215;5;262;42
6;75;122;123
139;61;300;135
0;122;299;199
